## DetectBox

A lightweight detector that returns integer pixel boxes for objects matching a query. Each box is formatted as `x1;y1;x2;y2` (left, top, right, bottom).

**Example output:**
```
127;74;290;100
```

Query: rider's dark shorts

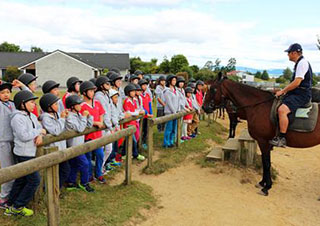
282;93;310;113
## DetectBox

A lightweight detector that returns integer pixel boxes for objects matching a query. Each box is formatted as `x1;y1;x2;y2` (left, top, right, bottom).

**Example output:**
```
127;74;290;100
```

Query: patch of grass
143;120;226;175
0;181;156;226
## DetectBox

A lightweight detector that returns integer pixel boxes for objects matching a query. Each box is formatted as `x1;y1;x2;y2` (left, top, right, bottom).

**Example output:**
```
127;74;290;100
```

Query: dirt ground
120;117;320;226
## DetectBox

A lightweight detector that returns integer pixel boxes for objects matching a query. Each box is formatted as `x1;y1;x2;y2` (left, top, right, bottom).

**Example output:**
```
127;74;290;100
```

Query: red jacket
183;98;193;120
196;90;203;107
123;97;138;127
140;92;152;119
62;92;71;108
80;100;105;140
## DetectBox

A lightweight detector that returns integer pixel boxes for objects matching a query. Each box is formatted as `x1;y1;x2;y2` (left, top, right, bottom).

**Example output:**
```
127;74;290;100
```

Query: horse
203;75;320;196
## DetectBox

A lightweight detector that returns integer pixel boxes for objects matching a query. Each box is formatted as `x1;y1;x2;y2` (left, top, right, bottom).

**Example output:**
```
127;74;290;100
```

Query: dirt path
121;118;320;226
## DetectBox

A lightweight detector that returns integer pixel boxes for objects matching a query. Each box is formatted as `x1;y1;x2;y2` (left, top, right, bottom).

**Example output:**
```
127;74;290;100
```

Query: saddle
270;98;319;132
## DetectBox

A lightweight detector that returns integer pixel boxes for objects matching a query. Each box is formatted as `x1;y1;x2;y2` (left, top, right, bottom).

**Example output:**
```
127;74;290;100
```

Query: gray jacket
177;88;187;111
163;87;180;115
111;102;124;129
0;101;15;142
155;85;165;108
39;112;66;151
191;94;200;111
95;91;113;130
10;110;43;157
66;112;93;147
58;99;65;115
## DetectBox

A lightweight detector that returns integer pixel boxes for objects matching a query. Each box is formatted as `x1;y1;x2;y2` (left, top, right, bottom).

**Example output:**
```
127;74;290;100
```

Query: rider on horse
270;43;313;147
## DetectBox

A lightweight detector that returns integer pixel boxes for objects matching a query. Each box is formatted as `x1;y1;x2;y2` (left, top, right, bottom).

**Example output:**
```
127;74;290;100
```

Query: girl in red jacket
182;87;194;140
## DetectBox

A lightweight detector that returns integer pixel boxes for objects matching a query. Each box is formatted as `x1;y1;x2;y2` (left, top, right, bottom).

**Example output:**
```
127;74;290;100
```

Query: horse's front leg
257;140;273;196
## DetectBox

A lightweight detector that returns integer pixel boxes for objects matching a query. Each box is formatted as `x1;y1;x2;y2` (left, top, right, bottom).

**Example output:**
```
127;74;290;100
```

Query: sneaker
65;183;80;191
97;176;106;184
269;136;286;147
5;206;34;217
186;136;192;140
136;154;145;161
0;199;9;210
181;136;187;140
142;143;148;149
180;139;185;143
110;160;121;167
79;183;95;193
105;163;114;171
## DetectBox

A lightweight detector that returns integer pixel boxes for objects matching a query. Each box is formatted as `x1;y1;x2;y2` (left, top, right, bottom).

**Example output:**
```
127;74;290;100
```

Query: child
187;83;200;137
94;76;117;173
162;75;179;148
130;75;140;84
65;95;95;192
134;84;143;143
155;75;166;132
42;80;65;114
189;80;204;137
110;72;125;107
0;81;15;209
182;87;194;140
62;77;82;108
176;76;187;112
5;90;45;217
122;84;145;161
39;93;70;188
12;73;39;117
138;79;153;148
79;81;106;184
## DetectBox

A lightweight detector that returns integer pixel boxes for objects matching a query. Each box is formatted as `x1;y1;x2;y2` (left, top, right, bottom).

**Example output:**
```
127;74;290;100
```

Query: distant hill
236;66;283;77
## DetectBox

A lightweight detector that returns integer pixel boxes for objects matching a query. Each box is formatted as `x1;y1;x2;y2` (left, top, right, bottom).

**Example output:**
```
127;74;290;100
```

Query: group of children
0;69;205;217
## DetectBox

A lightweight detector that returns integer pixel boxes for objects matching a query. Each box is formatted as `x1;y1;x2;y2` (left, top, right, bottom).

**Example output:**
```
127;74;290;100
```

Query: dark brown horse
203;76;320;196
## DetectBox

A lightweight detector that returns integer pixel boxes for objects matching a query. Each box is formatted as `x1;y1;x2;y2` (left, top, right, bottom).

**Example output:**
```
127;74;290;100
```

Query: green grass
142;120;227;175
0;181;156;226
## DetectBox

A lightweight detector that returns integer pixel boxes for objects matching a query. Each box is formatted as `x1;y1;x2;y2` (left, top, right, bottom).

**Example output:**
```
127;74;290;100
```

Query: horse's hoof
255;183;264;189
257;188;269;196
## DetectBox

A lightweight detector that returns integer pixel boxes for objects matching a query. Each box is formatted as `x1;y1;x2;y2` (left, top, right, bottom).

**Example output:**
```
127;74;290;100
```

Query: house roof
0;50;130;70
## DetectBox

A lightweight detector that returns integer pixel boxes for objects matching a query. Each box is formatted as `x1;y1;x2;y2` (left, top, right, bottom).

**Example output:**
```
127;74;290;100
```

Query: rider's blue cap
284;43;302;53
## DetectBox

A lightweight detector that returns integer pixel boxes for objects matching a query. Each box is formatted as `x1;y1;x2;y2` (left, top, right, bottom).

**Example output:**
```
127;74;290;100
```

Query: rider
270;43;313;147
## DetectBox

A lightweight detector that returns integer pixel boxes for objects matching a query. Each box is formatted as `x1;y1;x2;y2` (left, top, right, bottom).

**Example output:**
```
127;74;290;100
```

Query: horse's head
203;72;226;113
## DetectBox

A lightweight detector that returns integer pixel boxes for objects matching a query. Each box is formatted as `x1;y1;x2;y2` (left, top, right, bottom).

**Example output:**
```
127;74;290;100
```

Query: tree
0;41;22;52
275;76;286;83
226;57;236;72
180;65;193;79
189;65;199;74
31;46;43;53
130;57;144;74
213;58;221;72
3;66;22;82
282;67;292;80
170;54;189;74
194;68;216;81
261;70;269;80
255;71;262;79
159;56;171;73
203;61;214;71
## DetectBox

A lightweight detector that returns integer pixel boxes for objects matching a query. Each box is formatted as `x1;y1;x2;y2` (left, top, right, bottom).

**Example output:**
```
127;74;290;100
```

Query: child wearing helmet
122;84;145;161
39;93;70;188
65;95;95;193
12;73;39;117
182;87;194;140
5;90;45;217
188;80;204;137
62;76;82;108
42;80;65;114
79;81;106;184
155;75;166;132
0;81;15;209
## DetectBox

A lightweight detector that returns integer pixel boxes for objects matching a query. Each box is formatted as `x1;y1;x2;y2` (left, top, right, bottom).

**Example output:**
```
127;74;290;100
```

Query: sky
0;0;319;71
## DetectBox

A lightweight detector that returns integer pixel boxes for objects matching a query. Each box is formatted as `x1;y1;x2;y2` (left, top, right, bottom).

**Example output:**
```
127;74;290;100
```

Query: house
0;50;130;87
236;71;255;83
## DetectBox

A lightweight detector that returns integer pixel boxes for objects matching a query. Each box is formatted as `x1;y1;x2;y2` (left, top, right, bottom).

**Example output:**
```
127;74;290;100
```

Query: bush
194;69;216;81
3;66;21;82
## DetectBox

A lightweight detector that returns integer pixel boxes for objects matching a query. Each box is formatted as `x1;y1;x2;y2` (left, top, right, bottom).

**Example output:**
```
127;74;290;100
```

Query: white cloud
0;0;319;72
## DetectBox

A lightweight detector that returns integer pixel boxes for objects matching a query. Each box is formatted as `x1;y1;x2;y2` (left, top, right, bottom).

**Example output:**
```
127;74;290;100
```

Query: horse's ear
217;72;223;81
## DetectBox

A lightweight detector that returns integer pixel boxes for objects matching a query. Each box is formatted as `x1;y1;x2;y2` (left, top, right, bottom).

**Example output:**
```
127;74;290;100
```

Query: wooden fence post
34;147;45;204
44;146;60;226
138;118;143;150
125;134;133;185
176;118;181;148
147;119;154;168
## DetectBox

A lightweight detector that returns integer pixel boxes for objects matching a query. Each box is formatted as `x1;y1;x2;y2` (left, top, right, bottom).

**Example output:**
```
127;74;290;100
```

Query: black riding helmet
166;74;177;87
80;81;96;95
65;95;83;109
106;71;114;79
109;72;123;85
67;77;82;92
196;80;205;87
42;80;60;94
40;93;60;113
185;87;193;93
130;75;139;82
176;76;185;86
0;82;13;92
189;78;196;83
134;70;143;76
159;75;166;81
138;79;148;86
14;90;38;110
18;73;37;86
96;76;110;90
89;78;97;86
187;82;196;89
134;84;142;91
124;83;136;96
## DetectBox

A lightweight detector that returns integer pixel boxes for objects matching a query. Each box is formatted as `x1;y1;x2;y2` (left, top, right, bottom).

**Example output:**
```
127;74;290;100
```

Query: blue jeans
163;119;177;147
68;154;89;185
8;156;40;208
59;161;70;188
122;135;139;158
85;141;104;178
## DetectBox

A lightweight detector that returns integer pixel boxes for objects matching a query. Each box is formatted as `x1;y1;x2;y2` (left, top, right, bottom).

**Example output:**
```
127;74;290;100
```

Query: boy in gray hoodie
65;95;95;192
5;90;45;217
39;93;70;188
0;81;15;209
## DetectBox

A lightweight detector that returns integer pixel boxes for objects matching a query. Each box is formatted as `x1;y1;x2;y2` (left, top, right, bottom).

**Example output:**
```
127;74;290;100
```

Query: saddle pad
270;99;319;133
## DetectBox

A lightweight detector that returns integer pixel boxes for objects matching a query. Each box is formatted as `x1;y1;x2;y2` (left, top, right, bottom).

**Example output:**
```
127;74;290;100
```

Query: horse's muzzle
202;105;214;114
